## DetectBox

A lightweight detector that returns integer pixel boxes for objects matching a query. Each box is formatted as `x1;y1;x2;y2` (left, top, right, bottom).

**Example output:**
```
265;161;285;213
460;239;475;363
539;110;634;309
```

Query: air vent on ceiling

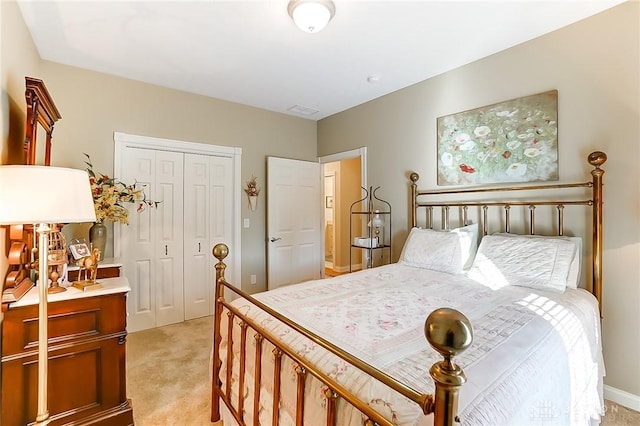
288;105;319;116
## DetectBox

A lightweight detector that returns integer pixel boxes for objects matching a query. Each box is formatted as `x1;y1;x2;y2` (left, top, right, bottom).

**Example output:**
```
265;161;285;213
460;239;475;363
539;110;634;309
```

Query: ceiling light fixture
288;0;335;34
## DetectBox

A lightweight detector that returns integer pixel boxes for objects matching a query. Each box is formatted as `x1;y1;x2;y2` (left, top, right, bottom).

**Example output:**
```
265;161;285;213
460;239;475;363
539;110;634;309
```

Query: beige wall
319;2;640;399
1;1;317;294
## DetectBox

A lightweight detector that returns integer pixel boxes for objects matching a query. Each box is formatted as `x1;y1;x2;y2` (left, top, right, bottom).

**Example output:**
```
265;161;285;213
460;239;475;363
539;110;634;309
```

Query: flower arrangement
84;154;159;224
244;175;260;196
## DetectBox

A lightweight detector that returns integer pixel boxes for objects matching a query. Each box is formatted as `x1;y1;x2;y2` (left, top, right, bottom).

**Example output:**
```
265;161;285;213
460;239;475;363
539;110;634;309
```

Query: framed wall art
325;196;334;208
437;90;558;186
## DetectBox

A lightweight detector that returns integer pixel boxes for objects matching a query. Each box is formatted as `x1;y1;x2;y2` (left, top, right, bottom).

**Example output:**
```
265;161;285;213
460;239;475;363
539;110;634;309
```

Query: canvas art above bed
437;90;558;186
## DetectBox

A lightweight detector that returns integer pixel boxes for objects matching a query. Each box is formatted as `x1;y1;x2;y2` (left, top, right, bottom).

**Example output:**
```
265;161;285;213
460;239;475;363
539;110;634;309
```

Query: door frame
318;147;367;273
113;132;242;287
323;172;336;270
318;147;368;186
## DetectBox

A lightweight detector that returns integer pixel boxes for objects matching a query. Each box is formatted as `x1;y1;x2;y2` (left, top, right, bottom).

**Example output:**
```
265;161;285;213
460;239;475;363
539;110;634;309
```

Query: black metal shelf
349;186;391;272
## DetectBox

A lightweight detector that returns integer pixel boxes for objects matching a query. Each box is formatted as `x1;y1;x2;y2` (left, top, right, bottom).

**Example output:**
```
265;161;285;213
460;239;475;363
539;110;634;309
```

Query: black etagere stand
349;186;391;272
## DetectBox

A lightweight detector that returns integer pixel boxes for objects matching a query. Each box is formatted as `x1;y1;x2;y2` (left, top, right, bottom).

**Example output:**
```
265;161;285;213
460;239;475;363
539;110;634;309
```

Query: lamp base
48;284;66;294
72;280;102;292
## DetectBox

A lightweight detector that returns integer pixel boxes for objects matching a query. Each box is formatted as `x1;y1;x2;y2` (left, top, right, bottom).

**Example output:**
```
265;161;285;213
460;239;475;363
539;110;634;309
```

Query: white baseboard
331;264;353;273
604;385;640;411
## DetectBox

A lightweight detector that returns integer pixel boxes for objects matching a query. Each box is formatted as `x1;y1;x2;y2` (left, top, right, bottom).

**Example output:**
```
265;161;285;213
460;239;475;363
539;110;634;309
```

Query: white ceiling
18;1;624;121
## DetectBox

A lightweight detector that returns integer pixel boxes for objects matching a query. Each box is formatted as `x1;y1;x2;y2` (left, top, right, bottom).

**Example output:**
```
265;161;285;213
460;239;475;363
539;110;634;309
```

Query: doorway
319;148;366;276
323;172;335;269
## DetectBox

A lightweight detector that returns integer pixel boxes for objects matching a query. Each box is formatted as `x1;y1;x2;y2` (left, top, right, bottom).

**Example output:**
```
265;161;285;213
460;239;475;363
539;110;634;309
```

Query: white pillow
453;223;479;270
399;223;478;274
494;233;582;289
467;234;577;292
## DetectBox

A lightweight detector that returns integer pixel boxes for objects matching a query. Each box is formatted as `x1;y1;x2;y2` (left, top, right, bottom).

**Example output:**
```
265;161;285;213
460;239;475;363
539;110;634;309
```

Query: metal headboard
410;151;606;315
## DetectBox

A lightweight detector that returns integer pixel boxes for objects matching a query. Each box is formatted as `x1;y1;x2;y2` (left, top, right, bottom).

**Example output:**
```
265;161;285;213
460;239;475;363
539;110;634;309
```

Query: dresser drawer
2;333;130;425
1;292;127;358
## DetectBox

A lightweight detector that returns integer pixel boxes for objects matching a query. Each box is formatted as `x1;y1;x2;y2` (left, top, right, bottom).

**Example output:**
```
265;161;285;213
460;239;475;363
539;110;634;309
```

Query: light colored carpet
127;316;214;425
127;316;639;425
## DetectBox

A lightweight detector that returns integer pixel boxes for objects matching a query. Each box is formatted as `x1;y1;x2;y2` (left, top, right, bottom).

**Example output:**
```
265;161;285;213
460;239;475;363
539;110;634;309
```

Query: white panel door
267;157;322;290
184;154;234;319
184;153;210;320
120;147;184;332
120;148;156;332
154;151;185;327
209;156;235;300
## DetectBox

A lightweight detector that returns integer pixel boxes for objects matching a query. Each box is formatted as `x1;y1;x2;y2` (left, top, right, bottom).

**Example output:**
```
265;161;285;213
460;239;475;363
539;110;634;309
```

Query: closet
114;132;241;332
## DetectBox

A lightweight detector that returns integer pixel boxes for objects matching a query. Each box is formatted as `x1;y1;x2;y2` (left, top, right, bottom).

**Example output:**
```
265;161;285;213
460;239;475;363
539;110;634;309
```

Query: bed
211;151;607;426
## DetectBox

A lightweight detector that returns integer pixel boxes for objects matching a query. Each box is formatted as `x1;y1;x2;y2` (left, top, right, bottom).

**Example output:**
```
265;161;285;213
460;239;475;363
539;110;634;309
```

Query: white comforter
219;263;604;426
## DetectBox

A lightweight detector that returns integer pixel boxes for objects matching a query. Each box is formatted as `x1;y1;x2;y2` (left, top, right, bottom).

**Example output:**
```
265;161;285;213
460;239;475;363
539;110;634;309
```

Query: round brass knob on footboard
212;243;229;261
425;308;473;363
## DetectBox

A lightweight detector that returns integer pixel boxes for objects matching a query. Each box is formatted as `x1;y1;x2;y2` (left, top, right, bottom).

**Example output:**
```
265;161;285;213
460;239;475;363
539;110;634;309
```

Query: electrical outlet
243;218;250;228
250;274;257;285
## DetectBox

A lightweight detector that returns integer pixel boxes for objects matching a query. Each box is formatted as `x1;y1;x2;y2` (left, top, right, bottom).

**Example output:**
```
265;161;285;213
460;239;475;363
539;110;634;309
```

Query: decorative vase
248;195;258;211
89;222;107;261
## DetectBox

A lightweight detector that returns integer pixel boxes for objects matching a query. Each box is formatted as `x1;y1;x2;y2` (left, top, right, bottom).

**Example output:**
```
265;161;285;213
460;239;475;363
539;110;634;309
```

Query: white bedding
218;263;604;426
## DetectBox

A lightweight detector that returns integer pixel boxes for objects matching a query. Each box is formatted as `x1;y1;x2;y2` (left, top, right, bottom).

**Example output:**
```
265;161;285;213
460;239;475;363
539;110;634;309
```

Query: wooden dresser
1;277;134;425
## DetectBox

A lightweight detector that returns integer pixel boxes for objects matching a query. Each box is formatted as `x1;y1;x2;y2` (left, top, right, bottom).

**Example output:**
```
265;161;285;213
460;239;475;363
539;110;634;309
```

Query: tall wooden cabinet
1;278;133;425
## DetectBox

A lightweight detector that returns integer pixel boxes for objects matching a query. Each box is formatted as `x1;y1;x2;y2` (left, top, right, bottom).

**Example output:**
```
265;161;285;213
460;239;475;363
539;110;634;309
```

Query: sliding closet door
184;154;234;320
120;147;184;332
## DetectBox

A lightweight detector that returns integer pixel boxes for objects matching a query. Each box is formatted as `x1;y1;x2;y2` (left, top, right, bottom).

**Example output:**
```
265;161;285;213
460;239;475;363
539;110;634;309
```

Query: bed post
410;172;419;228
425;308;473;426
588;151;606;317
211;243;229;422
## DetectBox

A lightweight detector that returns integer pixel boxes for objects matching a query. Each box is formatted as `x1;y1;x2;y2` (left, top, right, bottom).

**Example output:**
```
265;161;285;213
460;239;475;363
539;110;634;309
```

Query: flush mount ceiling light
288;0;335;33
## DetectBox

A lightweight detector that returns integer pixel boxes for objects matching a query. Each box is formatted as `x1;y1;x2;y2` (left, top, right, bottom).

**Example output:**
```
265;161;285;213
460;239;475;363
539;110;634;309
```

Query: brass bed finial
213;243;229;262
424;308;473;426
588;151;607;168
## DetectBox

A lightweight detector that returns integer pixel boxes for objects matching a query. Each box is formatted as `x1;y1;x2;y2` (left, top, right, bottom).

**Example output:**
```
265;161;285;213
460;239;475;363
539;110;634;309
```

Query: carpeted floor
127;316;214;425
127;317;639;425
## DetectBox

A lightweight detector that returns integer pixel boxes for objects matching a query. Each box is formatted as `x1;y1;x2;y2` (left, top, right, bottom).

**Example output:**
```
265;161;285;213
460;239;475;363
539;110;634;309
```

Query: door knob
269;237;282;243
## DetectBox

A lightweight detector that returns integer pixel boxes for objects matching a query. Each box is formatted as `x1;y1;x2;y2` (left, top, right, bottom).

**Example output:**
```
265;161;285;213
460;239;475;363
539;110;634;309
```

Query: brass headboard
410;151;606;315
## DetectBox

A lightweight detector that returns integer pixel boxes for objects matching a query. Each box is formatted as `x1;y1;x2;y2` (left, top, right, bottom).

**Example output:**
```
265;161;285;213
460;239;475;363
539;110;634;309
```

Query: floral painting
437;90;558;186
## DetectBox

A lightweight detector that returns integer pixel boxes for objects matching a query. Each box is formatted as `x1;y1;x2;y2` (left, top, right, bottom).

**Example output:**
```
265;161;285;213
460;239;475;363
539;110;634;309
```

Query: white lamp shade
0;165;97;225
288;0;335;33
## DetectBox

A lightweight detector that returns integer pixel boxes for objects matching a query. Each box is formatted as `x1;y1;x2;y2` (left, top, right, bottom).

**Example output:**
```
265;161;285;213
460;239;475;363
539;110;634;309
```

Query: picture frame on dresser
69;242;90;259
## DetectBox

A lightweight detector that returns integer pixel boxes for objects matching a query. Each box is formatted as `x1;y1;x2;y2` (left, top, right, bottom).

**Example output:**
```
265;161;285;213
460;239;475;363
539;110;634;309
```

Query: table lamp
0;165;96;423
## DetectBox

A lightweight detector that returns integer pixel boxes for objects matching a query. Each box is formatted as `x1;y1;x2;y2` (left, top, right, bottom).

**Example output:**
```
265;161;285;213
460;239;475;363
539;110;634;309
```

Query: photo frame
325;196;334;208
69;242;90;260
437;90;558;186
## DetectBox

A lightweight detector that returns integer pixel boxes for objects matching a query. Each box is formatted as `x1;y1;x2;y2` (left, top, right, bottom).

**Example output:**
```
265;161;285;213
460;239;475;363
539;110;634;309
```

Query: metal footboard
210;243;473;426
